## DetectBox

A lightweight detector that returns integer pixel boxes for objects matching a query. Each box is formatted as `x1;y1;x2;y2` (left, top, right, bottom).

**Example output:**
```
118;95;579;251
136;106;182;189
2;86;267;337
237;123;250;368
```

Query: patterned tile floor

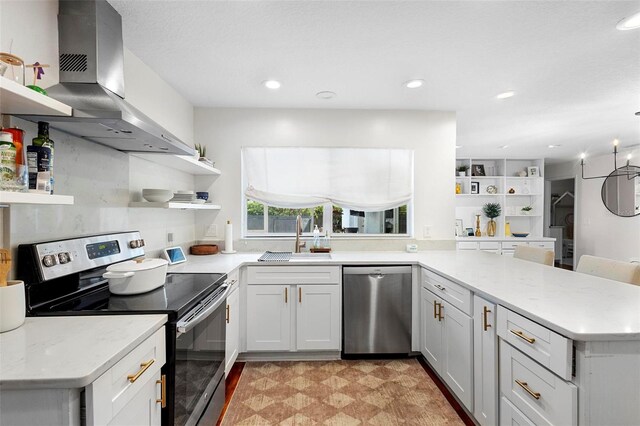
221;359;464;425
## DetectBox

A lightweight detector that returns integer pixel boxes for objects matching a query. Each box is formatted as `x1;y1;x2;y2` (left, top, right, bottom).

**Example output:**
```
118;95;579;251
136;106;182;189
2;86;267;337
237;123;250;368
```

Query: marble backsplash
8;118;197;270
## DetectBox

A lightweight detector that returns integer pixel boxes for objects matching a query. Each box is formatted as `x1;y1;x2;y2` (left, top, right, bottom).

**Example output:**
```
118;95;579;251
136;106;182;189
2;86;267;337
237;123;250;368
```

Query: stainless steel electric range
17;231;230;426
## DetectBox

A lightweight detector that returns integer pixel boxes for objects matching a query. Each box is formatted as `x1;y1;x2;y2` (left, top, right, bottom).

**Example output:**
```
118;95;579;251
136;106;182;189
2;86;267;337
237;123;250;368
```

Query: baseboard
238;351;341;362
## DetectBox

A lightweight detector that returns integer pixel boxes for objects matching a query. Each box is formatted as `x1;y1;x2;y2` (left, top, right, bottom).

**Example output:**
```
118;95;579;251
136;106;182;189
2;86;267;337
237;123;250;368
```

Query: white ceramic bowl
142;189;173;203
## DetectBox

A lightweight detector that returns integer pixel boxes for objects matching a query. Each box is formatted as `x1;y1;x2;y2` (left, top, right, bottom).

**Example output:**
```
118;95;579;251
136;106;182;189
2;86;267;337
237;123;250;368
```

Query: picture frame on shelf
466;227;474;236
472;164;486;176
471;181;480;194
527;166;539;177
455;219;465;237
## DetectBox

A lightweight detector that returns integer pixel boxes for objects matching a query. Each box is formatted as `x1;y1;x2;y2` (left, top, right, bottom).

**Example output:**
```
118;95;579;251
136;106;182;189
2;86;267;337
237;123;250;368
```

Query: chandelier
580;138;639;180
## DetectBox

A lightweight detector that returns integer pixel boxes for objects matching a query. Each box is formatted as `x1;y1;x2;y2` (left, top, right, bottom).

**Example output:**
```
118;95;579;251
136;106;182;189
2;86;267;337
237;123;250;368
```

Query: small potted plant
194;144;215;168
457;165;469;177
521;205;533;216
482;202;502;237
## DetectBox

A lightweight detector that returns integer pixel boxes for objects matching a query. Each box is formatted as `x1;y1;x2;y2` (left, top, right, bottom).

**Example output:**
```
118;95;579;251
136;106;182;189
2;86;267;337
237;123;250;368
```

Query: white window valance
242;147;414;211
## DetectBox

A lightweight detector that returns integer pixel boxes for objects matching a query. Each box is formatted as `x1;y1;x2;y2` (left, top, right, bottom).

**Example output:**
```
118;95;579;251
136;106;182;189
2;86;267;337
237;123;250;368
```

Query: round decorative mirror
601;166;640;217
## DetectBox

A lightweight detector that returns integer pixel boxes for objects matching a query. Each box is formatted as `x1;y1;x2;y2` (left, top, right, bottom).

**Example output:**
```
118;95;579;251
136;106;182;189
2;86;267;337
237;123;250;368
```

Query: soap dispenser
313;225;320;248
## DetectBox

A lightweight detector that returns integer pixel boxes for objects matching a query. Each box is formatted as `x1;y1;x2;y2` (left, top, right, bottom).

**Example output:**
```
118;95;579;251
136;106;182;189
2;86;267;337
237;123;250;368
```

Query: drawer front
479;242;501;250
87;327;166;423
500;340;577;426
528;242;555;250
497;306;572;380
422;269;472;315
457;242;479;250
227;268;240;291
247;266;341;285
502;241;529;250
500;396;536;426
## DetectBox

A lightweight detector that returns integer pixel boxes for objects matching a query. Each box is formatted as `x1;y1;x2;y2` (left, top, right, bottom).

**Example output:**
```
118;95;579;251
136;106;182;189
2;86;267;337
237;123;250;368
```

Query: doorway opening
548;178;575;270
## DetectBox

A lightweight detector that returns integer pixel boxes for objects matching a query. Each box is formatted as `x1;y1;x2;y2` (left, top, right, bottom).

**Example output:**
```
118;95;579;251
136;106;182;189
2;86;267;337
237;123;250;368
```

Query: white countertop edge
0;314;167;390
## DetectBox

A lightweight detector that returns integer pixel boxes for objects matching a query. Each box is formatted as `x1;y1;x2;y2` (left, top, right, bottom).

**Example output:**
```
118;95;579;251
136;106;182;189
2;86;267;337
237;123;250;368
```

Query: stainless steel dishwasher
343;266;412;356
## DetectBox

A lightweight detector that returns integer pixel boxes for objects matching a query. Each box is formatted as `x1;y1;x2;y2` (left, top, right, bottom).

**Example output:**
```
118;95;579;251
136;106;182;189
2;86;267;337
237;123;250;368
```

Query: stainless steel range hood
19;0;195;156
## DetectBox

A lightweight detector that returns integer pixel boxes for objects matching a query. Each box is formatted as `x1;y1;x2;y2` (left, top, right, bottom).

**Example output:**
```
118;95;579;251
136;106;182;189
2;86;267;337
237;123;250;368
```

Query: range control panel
32;232;146;282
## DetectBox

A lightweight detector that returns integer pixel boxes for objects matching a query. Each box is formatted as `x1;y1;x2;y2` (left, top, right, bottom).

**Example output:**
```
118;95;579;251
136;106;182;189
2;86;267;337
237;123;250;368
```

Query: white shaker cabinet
473;295;498;426
104;370;162;426
246;284;291;351
420;273;473;412
296;284;341;350
225;286;240;375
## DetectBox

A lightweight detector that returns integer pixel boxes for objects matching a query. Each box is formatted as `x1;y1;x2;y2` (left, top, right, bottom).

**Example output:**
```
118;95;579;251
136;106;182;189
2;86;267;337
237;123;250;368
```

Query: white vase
458;172;466;177
0;281;25;333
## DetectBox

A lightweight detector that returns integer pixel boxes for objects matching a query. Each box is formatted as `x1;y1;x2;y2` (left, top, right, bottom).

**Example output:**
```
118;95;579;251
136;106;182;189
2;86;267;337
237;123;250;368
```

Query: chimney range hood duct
19;0;195;156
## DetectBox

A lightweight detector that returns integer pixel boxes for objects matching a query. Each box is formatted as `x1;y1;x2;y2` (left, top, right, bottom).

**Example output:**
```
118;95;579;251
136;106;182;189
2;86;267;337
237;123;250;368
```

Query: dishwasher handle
343;266;412;275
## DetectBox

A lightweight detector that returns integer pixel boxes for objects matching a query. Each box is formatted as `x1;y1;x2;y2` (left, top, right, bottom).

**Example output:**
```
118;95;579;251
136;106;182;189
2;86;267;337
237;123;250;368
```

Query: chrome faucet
295;215;306;253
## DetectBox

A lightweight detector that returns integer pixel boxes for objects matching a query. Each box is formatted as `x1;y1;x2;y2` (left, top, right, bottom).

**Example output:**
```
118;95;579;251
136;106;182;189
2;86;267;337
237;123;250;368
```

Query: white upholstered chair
513;245;554;266
576;255;640;286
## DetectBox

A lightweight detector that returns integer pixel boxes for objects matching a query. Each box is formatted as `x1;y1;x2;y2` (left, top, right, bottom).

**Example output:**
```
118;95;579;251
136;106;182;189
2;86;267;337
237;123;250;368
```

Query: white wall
546;151;640;263
194;108;456;251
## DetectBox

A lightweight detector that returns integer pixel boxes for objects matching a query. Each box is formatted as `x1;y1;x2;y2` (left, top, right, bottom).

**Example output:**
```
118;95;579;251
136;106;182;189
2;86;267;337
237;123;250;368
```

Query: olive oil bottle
31;121;54;194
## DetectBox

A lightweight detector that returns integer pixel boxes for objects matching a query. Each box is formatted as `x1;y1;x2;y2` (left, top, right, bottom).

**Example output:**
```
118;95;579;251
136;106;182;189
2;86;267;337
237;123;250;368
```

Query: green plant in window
246;200;264;216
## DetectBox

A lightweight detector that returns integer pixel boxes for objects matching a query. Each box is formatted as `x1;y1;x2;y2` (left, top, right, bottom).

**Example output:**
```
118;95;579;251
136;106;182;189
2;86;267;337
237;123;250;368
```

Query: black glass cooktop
29;273;226;319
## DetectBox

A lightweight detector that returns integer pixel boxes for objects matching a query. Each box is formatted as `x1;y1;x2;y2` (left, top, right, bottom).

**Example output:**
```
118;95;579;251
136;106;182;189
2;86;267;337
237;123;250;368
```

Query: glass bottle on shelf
32;121;54;194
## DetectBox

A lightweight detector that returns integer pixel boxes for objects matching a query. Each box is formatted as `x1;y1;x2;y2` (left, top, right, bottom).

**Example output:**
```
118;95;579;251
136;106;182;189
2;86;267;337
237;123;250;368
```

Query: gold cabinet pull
226;304;230;323
156;374;167;407
483;306;492;331
437;302;444;321
433;300;438;319
127;359;155;383
299;287;302;303
510;329;536;344
515;379;541;400
285;287;288;303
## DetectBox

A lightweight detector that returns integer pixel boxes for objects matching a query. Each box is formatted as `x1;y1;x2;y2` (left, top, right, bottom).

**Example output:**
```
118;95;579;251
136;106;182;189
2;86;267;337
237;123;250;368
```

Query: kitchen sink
290;252;332;260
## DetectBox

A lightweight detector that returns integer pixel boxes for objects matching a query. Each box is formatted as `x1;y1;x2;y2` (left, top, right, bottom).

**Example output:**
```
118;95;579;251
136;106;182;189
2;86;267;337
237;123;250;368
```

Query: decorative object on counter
190;244;219;255
486;184;498;194
161;246;187;265
527;166;539;177
31;121;54;194
457;165;469;176
521;205;533;215
505;221;511;236
512;232;530;238
466;227;474;236
0;249;25;333
471;181;479;194
482;202;502;237
142;188;173;202
508;187;516;194
455;219;464;237
0;52;25;85
222;220;237;254
26;62;49;95
455;182;462;194
196;191;209;201
472;164;486;176
518;170;527;177
102;257;168;295
475;214;482;237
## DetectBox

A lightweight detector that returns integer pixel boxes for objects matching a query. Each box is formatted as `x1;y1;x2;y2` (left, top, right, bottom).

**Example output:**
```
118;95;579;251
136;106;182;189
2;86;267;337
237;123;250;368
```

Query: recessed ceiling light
316;91;336;100
263;80;281;90
496;91;515;100
616;11;640;30
548;144;561;148
499;145;509;149
635;111;640;116
455;145;462;149
404;79;424;89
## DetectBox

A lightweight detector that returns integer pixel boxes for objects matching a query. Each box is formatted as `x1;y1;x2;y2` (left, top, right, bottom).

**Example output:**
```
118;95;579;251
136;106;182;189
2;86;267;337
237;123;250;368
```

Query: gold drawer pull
285;287;288;303
156;374;167;408
127;359;155;383
515;379;541;400
299;287;302;303
483;306;492;331
437;302;444;321
510;329;536;344
433;300;438;319
226;304;230;323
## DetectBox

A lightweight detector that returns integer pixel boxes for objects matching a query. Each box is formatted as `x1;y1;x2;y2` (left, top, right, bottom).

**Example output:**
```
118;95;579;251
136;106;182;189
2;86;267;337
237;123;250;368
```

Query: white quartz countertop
0;315;167;390
455;236;556;242
169;251;640;341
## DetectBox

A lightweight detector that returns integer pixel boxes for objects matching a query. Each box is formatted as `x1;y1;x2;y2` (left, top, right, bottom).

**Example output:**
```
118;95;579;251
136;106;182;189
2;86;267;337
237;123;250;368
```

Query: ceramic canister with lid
103;257;168;295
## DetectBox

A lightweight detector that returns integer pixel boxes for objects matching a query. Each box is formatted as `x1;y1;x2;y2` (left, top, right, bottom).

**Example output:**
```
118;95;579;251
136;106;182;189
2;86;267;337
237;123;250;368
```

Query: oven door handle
176;284;231;335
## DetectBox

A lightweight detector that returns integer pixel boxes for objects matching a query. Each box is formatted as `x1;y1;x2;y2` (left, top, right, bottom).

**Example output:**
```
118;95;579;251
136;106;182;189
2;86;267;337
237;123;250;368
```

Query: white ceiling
109;0;640;163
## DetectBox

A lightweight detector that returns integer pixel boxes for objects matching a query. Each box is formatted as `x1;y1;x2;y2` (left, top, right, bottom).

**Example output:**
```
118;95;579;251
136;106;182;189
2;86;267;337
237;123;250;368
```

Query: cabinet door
296;284;341;351
420;287;443;372
108;370;162;426
473;295;498;426
442;300;474;411
225;287;240;375
246;285;291;351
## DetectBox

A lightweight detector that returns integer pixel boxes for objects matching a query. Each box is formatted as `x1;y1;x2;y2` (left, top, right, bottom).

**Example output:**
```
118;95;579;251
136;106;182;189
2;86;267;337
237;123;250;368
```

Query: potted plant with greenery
482;202;501;237
457;165;469;177
521;205;533;216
